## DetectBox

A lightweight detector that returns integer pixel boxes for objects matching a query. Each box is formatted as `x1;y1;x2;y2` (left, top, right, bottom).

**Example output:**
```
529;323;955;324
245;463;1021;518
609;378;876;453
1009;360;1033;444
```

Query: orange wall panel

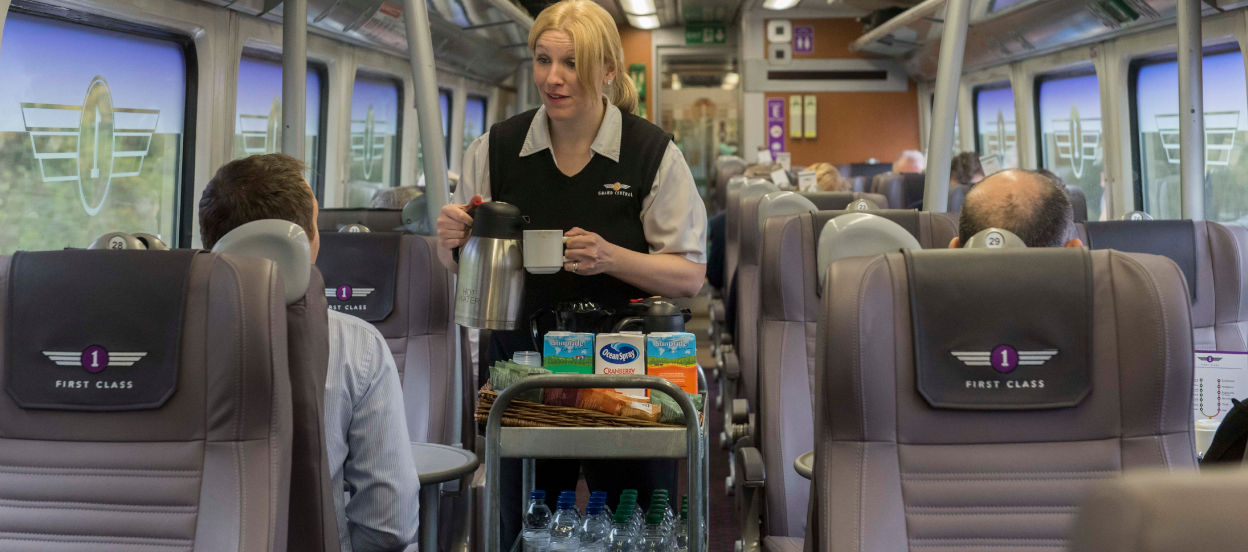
765;86;920;166
619;28;654;121
764;18;867;60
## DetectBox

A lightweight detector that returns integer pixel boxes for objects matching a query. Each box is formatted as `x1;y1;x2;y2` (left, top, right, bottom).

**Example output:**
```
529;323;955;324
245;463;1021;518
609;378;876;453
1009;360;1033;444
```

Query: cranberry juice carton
594;332;648;398
645;332;698;394
542;332;595;375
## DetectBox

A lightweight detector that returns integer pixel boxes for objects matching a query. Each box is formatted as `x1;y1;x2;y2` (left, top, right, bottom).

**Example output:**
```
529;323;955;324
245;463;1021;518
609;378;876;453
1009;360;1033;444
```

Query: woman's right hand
436;194;481;251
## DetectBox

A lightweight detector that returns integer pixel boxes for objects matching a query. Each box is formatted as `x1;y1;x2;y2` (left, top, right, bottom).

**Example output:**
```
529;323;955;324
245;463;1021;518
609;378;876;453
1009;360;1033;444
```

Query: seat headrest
339;223;371;233
88;232;146;250
727;175;748;193
904;248;1092;410
741;179;779;203
964;227;1026;249
846;198;879;211
817;213;920;295
211;219;311;305
6;250;196;411
759;191;818;228
1122;210;1154;221
1085;220;1198;300
134;233;170;250
315;232;401;322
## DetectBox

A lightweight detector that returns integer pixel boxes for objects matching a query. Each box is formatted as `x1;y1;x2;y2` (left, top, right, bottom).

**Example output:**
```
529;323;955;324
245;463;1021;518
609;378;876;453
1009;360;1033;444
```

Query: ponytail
609;69;640;115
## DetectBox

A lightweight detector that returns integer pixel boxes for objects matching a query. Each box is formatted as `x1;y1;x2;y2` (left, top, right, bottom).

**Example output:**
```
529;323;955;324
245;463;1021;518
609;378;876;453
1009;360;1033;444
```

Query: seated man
199;154;420;552
893;149;927;174
950;168;1084;248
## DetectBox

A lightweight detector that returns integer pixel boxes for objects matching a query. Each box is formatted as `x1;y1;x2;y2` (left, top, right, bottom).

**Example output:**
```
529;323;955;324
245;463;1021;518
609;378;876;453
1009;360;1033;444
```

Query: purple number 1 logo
81;345;109;374
991;345;1018;374
336;285;353;301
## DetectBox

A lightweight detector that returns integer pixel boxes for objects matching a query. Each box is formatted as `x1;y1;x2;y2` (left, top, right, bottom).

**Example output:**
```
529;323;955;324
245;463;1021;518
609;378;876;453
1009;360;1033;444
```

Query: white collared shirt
455;103;708;263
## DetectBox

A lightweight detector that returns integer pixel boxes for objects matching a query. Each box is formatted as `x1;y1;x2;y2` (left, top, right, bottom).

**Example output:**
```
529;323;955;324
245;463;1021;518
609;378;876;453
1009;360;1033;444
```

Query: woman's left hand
563;227;617;276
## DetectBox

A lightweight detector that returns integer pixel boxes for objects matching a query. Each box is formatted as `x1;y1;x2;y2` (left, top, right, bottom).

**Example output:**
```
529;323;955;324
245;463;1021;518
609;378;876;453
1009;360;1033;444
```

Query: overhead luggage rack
483;373;709;552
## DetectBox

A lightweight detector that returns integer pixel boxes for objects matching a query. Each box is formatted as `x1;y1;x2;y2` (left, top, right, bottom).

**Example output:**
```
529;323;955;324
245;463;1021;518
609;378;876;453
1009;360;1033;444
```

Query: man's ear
1065;238;1084;248
948;236;961;249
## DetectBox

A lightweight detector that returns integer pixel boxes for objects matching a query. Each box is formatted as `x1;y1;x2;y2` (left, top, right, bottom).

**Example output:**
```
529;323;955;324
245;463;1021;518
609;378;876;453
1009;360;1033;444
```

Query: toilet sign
767;98;786;154
793;26;814;54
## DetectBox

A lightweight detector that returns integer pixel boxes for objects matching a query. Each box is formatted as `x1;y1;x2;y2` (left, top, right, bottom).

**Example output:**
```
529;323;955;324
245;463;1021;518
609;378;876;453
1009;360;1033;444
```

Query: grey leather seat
1069;469;1248;551
808;247;1196;551
315;232;455;444
870;172;927;209
1064;185;1088;223
0;250;293;551
318;208;404;233
714;156;747;211
798;191;889;211
745;210;956;546
948;183;969;213
730;180;782;408
1078;220;1248;351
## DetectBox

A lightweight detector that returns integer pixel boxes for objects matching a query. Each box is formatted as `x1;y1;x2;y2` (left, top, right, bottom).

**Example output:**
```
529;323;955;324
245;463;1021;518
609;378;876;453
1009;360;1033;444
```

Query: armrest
736;446;766;488
722;348;740;380
794;451;814;480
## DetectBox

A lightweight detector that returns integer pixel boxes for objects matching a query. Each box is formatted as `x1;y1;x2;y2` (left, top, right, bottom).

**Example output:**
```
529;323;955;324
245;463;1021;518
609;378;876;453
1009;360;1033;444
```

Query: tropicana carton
645;332;698;394
542;332;595;374
594;332;647;398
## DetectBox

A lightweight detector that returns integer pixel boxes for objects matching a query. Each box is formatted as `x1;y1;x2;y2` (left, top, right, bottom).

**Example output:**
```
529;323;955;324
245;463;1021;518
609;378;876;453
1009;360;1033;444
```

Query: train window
234;52;326;199
464;94;487;151
0;12;188;253
1133;47;1248;221
973;83;1018;169
440;88;453;163
1037;69;1103;221
346;71;402;207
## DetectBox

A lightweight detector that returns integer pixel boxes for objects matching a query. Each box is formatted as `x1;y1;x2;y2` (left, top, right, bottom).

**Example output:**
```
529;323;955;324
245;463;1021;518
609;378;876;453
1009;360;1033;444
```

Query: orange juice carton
645;332;698;394
594;332;647;398
542;332;595;374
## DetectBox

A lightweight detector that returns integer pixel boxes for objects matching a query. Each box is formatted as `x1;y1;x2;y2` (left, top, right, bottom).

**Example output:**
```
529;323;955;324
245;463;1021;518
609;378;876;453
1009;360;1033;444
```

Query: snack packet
489;360;549;402
650;390;705;425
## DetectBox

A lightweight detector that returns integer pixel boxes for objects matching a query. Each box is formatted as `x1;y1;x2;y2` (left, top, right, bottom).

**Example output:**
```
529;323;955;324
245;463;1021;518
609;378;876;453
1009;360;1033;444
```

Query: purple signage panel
767;98;785;154
794;26;814;54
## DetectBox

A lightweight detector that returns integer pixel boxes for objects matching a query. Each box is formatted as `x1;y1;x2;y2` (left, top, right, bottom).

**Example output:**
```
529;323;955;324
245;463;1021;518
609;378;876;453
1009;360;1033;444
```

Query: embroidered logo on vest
599;182;635;198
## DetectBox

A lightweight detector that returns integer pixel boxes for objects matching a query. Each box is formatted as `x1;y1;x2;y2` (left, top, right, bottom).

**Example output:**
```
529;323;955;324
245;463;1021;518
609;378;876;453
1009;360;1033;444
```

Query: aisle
689;296;738;552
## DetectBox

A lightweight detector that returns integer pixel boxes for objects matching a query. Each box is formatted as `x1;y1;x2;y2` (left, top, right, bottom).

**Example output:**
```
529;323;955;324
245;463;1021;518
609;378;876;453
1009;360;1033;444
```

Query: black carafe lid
472;201;525;239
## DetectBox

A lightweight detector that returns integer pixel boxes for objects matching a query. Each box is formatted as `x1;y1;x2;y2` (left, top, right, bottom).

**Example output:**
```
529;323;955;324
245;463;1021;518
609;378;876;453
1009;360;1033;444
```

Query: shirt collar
519;101;623;163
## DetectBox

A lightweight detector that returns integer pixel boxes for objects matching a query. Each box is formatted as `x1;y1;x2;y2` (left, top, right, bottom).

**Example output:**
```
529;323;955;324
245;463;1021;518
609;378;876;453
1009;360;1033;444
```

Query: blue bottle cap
587;503;604;515
530;490;546;500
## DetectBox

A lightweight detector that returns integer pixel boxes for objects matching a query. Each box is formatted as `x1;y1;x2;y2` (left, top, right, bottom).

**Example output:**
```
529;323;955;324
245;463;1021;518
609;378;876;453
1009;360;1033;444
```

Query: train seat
1064;185;1089;223
315;232;456;444
1070;469;1248;551
318;208;406;233
1080;220;1248;351
808;247;1196;550
948;183;969;213
797;191;889;211
733;211;953;546
0;250;295;551
870;172;927;209
729;181;784;410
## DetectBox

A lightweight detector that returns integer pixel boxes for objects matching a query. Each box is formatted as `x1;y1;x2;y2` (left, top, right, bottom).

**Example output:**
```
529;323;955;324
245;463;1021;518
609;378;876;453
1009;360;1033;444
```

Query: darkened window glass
346;72;402;207
0;12;187;253
464;94;487;151
1038;71;1103;220
440;88;452;162
234;53;325;197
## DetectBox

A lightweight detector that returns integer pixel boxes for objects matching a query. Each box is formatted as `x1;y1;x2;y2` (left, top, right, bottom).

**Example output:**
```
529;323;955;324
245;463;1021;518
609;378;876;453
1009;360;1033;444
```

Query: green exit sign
685;23;726;45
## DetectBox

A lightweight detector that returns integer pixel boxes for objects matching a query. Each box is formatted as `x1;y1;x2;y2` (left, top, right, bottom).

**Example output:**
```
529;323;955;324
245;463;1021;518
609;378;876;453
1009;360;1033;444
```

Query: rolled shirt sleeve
639;141;708;264
455;132;491;204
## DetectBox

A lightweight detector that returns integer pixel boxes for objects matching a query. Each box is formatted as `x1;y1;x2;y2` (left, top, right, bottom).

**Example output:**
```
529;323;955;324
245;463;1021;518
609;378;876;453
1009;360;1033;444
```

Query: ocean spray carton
542;332;595;374
594;332;648;398
646;332;698;394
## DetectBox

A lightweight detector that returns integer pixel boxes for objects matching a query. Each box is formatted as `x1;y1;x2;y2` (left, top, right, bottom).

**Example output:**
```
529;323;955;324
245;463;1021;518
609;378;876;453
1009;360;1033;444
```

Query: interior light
619;0;657;15
761;0;801;10
722;72;740;90
627;13;661;30
672;74;682;90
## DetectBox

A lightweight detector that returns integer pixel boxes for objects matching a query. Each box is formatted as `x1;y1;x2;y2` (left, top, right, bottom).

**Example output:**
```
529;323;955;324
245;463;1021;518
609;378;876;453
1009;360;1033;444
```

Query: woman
436;0;707;545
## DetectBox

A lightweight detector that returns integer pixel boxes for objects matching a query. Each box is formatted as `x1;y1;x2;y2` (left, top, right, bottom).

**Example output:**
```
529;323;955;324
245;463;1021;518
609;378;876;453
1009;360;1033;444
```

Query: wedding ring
573;261;580;273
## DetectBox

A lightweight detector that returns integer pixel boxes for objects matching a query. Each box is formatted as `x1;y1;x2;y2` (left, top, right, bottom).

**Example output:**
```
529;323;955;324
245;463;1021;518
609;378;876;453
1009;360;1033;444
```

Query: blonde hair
529;0;639;114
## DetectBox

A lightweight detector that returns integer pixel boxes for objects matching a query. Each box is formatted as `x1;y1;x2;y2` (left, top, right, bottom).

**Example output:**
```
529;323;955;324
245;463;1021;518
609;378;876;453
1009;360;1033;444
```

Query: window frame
351;69;405;188
1128;42;1242;215
439;87;454;163
8;1;199;248
971;80;1012;157
236;48;330;202
1031;65;1099;170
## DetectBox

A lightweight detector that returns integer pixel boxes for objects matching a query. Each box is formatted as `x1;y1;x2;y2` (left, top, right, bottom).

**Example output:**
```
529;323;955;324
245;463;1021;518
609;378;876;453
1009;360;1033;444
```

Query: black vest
488;108;671;327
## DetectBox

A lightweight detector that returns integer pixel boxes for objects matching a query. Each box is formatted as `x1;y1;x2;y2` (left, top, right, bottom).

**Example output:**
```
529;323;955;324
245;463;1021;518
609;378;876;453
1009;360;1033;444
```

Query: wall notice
767;98;786;154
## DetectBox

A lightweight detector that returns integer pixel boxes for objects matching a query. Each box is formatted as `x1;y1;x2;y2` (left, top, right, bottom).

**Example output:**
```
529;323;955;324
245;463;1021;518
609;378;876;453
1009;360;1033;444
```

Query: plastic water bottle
673;498;689;552
591;490;611;518
638;509;668;552
549;492;581;551
608;505;637;552
522;490;552;552
579;501;612;552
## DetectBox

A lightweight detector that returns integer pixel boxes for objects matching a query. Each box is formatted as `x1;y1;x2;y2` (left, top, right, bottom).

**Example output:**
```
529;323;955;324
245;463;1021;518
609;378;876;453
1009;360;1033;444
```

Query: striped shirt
326;309;421;552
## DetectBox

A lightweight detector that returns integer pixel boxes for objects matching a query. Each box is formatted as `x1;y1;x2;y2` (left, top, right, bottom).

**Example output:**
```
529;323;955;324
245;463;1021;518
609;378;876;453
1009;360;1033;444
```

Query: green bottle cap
646;510;664;525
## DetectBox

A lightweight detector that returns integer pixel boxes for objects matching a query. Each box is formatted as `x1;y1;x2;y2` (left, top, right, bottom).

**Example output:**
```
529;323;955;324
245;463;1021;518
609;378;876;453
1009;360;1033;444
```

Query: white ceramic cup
523;229;567;274
1196;418;1221;458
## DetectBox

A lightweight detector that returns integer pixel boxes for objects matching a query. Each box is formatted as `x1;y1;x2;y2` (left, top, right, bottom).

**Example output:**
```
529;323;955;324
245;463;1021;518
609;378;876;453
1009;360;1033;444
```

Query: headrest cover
742;179;779;201
816;213;920;295
759;191;818;227
315;232;400;322
133;233;169;250
6;250;195;411
1122;211;1154;221
812;209;920;246
212;219;312;305
846;198;879;211
964;227;1026;249
1085;220;1197;300
339;223;371;233
727;175;748;193
88;232;144;250
905;248;1092;410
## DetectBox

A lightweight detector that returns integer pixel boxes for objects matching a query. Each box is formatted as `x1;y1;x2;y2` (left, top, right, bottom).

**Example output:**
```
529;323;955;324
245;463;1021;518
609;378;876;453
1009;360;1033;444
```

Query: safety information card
1194;351;1247;422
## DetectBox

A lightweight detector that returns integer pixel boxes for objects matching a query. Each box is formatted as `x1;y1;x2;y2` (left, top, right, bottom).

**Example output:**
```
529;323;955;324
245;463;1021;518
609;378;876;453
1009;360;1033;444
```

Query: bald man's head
957;169;1074;247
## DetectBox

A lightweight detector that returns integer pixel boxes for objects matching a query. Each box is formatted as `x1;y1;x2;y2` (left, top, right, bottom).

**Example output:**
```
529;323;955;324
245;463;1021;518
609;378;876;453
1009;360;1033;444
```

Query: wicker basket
475;387;688;428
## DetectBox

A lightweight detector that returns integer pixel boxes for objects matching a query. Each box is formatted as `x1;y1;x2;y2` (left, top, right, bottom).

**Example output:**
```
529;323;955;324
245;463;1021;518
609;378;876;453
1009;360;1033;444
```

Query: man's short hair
199;154;314;249
958;169;1074;247
950;152;983;186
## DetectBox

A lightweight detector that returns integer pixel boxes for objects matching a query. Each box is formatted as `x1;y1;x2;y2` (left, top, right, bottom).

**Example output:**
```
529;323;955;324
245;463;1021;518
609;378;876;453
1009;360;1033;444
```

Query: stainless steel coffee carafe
455;201;526;329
